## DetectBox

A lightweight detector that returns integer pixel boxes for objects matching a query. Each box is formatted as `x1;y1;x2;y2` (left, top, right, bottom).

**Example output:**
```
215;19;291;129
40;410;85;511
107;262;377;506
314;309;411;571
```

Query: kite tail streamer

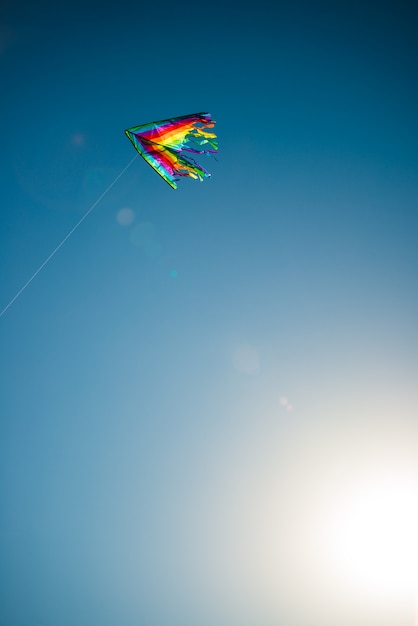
0;153;139;319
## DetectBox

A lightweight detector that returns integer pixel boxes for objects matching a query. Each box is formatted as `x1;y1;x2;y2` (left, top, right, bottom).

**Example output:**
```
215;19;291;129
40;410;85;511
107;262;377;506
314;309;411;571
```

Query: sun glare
329;475;418;601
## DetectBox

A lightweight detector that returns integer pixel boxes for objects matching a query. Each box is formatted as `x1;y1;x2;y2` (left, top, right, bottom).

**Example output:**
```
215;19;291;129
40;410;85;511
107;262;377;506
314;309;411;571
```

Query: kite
1;114;218;317
125;112;218;189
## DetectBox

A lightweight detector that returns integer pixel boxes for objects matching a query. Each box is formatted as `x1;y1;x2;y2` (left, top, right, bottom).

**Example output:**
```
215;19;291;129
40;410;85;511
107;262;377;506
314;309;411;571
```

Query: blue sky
1;1;418;625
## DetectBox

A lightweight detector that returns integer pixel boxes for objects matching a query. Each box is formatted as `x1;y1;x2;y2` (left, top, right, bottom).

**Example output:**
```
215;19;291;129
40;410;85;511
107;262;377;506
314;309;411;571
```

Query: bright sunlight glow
328;474;418;601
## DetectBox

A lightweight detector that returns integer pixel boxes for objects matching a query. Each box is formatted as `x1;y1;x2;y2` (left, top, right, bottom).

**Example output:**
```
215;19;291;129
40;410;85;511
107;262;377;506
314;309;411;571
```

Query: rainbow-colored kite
125;112;218;189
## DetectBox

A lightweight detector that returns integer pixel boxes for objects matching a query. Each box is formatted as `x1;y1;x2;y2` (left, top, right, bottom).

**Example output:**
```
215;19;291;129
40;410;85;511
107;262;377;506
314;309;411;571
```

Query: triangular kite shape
125;112;218;189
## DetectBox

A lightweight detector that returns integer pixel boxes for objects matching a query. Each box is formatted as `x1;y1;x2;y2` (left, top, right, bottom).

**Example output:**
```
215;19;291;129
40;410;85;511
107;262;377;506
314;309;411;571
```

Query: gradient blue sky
1;1;418;625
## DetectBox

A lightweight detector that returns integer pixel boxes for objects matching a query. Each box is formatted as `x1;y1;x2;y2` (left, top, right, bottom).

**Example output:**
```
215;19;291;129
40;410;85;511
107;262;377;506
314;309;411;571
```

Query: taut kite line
0;112;218;318
0;153;138;319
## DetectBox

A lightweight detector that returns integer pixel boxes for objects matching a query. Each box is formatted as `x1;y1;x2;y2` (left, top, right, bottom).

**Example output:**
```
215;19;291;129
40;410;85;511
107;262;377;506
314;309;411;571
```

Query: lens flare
232;344;260;375
116;207;135;226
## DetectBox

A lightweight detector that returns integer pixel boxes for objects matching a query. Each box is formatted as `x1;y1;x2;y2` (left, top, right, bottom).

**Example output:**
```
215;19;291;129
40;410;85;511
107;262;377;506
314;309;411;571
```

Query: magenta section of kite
125;112;218;189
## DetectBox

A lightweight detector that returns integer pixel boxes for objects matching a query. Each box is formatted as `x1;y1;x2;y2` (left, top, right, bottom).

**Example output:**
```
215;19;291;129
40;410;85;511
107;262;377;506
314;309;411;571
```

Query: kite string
0;153;139;320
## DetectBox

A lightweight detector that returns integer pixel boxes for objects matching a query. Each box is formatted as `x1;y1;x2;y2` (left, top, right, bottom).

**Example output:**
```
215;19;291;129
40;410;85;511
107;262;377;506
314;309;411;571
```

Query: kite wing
125;112;218;189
